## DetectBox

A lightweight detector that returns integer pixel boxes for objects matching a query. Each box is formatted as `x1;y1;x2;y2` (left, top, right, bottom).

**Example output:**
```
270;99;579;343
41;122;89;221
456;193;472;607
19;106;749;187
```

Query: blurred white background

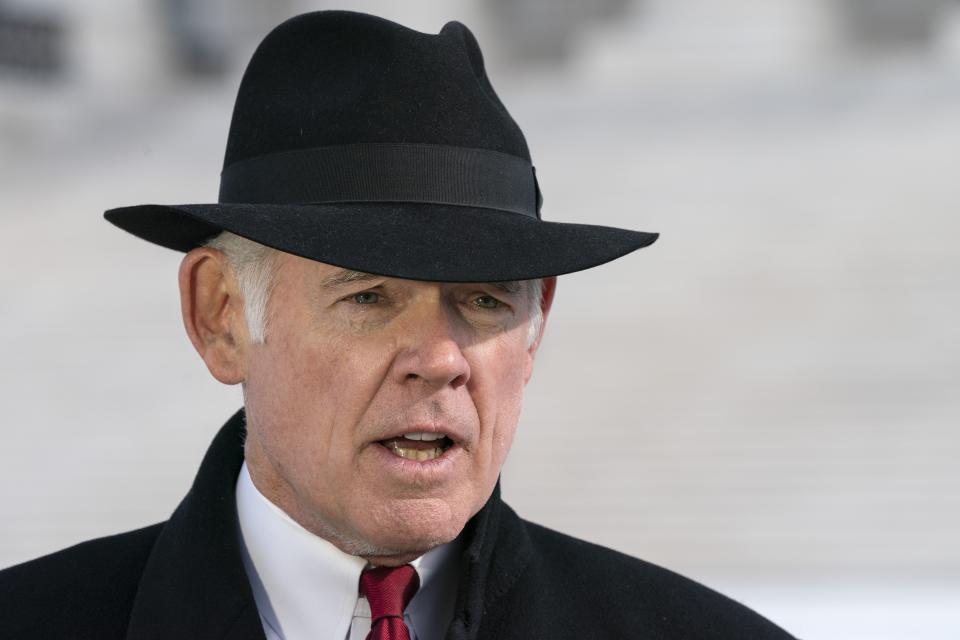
2;1;959;638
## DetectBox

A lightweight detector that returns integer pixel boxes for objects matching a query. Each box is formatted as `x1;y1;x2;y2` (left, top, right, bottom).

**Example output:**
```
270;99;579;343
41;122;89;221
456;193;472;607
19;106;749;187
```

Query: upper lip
374;424;465;446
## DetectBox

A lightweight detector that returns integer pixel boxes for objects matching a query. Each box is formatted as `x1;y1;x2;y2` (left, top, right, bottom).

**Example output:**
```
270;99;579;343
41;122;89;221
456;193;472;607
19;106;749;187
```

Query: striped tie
360;564;420;640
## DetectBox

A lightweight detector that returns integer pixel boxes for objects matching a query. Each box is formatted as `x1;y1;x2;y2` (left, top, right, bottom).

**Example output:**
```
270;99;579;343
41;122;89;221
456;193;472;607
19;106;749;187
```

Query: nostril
404;371;468;388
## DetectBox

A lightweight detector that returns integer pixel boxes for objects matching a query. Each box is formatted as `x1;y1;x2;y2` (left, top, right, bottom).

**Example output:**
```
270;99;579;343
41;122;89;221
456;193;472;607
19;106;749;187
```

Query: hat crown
222;11;531;170
103;10;657;282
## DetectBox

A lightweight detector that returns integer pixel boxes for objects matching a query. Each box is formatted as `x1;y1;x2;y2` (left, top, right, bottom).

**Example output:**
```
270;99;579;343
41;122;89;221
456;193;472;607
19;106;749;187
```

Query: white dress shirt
235;462;460;640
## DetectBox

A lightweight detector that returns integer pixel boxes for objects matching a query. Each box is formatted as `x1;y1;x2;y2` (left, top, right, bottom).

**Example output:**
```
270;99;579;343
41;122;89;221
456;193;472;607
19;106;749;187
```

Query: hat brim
104;202;658;282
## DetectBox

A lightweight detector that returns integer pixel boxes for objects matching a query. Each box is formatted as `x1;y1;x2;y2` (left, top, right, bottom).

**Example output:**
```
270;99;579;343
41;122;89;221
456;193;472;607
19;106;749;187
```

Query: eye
474;295;502;309
352;291;380;304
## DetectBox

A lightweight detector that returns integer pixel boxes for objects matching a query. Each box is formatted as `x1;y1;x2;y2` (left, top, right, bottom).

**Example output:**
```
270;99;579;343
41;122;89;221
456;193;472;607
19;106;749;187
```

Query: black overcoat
0;410;796;639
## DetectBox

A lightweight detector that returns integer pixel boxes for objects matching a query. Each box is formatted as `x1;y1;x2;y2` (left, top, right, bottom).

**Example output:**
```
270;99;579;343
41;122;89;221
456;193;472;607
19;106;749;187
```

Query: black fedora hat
104;10;657;282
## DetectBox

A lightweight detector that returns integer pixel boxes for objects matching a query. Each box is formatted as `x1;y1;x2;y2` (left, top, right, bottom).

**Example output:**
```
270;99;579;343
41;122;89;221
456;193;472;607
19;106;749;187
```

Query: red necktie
360;564;420;640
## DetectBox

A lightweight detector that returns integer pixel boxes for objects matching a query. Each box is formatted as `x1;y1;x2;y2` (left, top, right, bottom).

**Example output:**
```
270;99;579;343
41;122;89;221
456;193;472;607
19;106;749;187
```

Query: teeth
389;442;445;461
402;432;446;442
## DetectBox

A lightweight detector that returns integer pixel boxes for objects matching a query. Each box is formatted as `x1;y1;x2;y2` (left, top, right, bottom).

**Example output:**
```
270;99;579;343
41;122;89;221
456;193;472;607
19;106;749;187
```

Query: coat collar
125;409;532;640
125;409;263;640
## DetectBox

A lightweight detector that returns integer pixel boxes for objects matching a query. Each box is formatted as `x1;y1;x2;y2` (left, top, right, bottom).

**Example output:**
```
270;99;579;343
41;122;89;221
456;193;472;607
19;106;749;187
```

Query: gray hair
204;231;544;347
203;232;278;344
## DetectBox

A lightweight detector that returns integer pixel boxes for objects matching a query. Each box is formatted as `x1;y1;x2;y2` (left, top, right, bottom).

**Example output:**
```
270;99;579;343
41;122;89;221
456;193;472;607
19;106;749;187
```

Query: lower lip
368;441;464;481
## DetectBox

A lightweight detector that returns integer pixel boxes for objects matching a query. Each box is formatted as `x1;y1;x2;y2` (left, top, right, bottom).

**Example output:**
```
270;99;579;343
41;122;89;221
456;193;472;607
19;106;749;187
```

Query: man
0;11;795;640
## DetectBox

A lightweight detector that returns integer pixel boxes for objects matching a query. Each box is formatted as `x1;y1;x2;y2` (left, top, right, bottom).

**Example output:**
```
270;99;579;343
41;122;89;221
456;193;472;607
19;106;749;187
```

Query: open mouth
378;432;455;462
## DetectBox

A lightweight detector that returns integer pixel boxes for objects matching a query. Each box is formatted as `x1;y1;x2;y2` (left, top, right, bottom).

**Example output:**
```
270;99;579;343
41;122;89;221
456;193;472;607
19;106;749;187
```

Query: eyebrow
317;269;382;289
492;281;522;294
318;268;523;294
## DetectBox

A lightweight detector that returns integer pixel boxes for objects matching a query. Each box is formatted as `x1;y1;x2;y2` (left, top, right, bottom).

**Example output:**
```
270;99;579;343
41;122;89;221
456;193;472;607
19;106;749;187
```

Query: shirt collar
235;461;459;640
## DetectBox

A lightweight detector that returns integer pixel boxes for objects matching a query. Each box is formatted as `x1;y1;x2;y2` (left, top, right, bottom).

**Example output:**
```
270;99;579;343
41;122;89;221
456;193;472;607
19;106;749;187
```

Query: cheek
244;332;342;465
473;342;530;467
246;327;394;449
247;331;317;413
491;383;522;461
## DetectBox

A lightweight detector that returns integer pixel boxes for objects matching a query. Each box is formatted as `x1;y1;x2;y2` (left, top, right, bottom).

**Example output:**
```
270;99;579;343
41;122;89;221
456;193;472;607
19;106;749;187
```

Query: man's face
239;252;553;561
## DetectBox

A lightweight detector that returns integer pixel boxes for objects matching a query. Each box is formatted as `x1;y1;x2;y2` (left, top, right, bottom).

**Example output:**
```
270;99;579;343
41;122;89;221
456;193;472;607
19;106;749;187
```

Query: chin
356;496;468;557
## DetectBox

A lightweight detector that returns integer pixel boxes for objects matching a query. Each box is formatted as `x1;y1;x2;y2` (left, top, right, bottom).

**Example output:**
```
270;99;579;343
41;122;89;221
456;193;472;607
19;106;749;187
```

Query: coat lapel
445;486;532;640
125;409;265;640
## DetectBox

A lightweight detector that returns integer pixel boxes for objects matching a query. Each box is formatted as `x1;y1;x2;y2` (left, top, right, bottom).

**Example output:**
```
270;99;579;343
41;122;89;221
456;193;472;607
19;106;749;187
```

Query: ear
178;247;249;385
523;276;557;384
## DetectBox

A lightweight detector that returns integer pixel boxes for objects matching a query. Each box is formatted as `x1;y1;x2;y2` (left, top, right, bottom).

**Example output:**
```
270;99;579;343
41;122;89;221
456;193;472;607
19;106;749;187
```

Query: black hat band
218;143;542;219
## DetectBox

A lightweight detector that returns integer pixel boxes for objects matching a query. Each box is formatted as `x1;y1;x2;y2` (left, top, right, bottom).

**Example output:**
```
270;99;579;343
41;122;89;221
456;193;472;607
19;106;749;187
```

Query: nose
392;303;471;390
